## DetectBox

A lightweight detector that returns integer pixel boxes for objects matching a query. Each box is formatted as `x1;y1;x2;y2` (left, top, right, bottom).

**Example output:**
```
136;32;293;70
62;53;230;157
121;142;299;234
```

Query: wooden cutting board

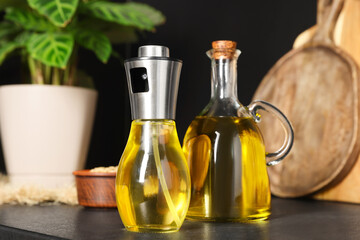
293;25;317;49
313;0;360;203
294;0;360;58
334;0;360;66
293;1;327;49
253;0;360;197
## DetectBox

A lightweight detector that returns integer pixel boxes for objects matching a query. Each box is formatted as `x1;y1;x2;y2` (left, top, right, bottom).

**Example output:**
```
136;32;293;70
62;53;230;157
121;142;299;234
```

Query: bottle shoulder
198;97;251;118
183;115;264;145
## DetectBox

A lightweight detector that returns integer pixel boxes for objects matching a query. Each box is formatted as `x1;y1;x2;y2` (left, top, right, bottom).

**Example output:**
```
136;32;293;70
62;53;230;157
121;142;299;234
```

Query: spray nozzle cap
138;45;170;57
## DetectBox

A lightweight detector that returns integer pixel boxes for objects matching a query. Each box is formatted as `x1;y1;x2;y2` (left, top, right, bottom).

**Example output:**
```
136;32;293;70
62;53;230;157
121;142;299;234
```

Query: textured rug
0;175;78;206
0;167;117;206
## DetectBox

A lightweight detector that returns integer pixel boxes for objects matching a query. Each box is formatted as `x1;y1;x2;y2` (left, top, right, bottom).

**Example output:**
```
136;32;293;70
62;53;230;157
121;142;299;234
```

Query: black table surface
0;197;359;240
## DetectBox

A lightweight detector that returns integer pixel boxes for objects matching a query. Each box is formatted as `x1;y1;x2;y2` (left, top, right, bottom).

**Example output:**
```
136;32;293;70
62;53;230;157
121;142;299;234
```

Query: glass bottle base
125;225;180;233
186;210;271;223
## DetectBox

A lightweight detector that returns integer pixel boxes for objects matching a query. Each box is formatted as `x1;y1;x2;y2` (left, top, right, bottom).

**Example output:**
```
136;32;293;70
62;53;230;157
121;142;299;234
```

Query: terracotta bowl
73;170;117;208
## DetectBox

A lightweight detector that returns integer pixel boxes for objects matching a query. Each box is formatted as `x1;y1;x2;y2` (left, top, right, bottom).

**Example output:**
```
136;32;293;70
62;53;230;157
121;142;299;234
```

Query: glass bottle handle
247;100;294;166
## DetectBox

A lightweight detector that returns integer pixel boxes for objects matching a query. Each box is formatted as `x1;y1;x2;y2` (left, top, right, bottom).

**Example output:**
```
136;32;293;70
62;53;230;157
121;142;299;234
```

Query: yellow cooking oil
183;116;271;222
116;120;191;232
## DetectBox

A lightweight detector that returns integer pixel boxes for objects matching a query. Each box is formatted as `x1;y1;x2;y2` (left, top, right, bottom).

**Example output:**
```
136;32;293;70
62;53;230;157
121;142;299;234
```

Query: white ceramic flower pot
0;85;97;187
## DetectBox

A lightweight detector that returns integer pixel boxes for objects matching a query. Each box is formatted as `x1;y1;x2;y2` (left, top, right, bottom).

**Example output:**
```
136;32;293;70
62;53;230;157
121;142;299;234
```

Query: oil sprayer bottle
183;40;294;222
116;46;191;233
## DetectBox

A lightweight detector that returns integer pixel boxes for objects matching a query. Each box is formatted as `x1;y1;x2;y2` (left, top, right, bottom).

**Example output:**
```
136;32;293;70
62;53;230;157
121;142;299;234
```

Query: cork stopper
212;40;237;59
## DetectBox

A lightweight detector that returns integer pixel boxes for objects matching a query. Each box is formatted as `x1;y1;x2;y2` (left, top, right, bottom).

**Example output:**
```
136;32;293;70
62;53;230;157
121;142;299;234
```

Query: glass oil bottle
183;41;294;222
116;46;191;232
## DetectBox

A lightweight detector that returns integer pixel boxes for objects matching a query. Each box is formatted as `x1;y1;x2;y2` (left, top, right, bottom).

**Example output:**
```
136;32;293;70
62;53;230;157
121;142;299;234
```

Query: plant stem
65;45;78;86
28;57;46;84
27;50;78;86
27;56;37;84
35;60;44;84
44;65;51;84
64;65;71;86
53;68;61;85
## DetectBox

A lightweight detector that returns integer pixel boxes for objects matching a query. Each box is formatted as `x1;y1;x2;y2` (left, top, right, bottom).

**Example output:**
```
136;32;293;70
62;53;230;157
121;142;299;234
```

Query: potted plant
0;0;165;187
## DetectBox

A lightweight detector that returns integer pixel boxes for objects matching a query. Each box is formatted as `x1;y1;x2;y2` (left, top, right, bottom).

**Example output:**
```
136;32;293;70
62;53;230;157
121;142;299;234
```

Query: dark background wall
0;1;316;172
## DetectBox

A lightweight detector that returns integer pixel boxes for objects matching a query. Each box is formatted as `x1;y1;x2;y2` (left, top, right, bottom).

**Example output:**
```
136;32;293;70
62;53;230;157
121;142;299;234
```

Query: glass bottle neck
198;49;243;117
210;58;238;100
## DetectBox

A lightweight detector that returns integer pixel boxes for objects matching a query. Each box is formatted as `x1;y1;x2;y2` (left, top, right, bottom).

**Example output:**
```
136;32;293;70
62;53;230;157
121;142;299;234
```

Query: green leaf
125;2;165;27
14;31;33;45
74;28;111;63
82;1;165;31
27;32;74;68
0;22;22;41
0;42;21;65
27;0;79;27
5;7;57;32
76;18;138;44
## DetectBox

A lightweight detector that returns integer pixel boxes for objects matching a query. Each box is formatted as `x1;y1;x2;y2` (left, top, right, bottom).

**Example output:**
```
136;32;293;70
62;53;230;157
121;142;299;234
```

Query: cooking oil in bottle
183;116;271;221
117;120;190;232
116;45;190;233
